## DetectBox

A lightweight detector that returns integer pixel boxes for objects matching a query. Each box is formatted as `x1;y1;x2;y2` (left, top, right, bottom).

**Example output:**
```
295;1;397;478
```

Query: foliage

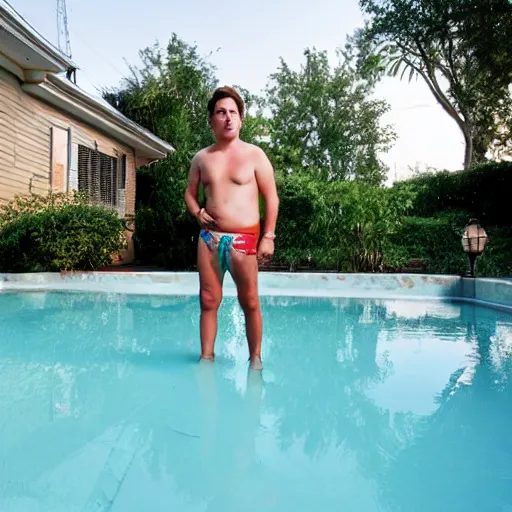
475;227;512;277
457;0;512;87
271;173;326;269
273;166;512;277
384;213;469;274
314;180;415;271
271;174;415;272
0;191;88;228
355;0;512;169
393;161;512;227
0;196;126;272
387;162;512;276
384;212;512;277
264;48;396;186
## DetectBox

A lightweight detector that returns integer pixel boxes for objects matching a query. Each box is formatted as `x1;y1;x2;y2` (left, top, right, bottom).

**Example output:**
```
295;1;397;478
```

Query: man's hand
257;237;274;266
196;208;216;230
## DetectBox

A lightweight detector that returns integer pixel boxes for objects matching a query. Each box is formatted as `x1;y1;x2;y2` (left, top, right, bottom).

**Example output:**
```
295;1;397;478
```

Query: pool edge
1;272;512;313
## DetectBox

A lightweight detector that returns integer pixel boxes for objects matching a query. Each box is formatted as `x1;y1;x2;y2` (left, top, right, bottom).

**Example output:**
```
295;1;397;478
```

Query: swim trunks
200;224;260;274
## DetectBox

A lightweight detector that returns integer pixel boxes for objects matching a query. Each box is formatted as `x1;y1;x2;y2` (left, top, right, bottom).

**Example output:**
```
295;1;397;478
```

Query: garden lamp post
461;219;488;277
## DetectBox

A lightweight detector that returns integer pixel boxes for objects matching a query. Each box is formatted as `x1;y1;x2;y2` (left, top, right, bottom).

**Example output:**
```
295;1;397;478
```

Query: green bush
384;212;512;276
131;158;512;276
133;163;199;270
0;195;126;272
0;190;88;228
473;227;512;277
383;212;468;274
394;161;512;227
270;175;416;272
272;173;326;269
315;180;416;272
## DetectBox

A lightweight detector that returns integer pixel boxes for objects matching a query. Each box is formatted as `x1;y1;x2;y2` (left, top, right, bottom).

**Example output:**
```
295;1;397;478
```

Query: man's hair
207;86;245;120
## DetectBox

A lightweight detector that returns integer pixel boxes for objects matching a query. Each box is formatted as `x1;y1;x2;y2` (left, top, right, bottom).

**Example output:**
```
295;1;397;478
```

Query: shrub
312;180;416;272
0;190;88;228
133;164;199;270
384;212;512;276
271;175;416;272
0;193;126;272
383;212;468;274
393;161;512;227
473;227;512;277
272;173;326;269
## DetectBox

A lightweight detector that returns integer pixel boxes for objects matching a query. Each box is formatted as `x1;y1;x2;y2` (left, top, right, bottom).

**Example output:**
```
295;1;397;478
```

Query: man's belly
205;198;260;233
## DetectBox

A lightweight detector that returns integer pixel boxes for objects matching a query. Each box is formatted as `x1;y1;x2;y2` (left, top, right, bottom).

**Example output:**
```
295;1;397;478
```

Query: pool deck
1;272;512;312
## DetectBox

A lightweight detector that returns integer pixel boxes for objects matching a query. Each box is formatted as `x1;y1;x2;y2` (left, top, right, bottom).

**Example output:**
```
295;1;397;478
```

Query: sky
11;0;464;183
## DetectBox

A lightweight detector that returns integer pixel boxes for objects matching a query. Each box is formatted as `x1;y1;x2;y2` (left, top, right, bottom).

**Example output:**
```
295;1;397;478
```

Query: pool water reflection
0;292;511;511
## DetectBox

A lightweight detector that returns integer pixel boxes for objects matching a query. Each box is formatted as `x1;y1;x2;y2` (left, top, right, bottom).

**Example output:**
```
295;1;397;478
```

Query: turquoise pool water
1;291;512;511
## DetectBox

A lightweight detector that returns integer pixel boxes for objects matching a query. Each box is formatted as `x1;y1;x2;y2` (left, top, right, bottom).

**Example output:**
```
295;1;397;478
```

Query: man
184;86;279;371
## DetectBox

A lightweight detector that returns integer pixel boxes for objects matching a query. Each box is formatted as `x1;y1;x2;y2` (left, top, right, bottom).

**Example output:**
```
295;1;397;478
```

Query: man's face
210;97;242;141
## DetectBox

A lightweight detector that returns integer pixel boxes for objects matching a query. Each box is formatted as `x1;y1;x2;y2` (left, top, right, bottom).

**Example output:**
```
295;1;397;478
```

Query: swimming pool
1;274;512;511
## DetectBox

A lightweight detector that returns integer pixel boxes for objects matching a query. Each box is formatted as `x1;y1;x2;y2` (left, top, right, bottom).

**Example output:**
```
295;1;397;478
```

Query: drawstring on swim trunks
218;235;233;274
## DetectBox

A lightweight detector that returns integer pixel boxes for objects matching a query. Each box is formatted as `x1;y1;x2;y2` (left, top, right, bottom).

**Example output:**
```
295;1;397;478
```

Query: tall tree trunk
462;122;488;169
463;129;473;170
472;129;490;165
403;55;475;169
402;42;487;170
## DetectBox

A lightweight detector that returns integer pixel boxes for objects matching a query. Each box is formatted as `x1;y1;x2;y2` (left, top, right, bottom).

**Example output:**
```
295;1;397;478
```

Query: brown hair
207;86;245;120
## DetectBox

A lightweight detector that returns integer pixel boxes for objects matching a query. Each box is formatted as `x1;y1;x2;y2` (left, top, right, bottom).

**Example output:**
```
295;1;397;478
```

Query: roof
0;0;77;79
23;74;174;159
0;0;174;160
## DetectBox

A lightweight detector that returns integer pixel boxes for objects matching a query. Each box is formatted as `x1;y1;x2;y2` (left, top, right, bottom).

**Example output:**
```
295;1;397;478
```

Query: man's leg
229;250;262;369
197;237;223;360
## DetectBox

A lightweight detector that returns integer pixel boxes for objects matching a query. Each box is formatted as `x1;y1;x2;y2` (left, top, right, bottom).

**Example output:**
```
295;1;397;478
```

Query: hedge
384;213;512;277
393;161;512;227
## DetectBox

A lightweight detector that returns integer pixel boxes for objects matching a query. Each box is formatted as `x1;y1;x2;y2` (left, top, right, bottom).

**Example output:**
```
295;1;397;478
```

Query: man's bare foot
249;355;263;371
199;354;215;363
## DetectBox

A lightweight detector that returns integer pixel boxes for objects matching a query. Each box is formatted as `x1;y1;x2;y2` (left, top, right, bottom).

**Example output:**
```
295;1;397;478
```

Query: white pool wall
1;272;511;311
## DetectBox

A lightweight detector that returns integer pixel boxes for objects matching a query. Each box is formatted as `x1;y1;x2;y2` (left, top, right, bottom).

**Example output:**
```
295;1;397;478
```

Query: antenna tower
56;0;72;58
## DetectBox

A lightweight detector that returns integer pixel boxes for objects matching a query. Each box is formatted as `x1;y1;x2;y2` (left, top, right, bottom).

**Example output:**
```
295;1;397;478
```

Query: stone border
1;271;512;311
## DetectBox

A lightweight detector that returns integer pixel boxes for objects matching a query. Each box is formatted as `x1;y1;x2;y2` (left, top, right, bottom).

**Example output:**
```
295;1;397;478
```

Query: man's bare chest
200;156;255;186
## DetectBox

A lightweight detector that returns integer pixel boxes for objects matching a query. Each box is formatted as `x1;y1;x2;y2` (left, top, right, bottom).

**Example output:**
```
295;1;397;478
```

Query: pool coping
1;271;512;312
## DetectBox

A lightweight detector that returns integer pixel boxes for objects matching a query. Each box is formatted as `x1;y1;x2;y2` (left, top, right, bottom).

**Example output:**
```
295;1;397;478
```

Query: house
0;1;174;264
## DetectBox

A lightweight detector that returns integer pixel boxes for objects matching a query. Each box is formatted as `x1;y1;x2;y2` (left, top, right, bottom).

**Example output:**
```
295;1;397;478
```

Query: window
50;127;70;193
77;145;127;215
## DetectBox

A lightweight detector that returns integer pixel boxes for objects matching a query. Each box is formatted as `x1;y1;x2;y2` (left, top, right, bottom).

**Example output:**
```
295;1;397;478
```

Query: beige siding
0;68;137;215
0;70;50;199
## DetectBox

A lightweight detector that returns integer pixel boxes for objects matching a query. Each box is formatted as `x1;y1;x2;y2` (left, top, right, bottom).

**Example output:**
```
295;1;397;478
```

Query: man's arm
255;147;279;235
184;152;202;218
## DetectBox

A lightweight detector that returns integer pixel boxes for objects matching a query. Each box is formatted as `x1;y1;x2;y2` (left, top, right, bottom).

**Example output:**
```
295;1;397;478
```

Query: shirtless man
184;86;279;371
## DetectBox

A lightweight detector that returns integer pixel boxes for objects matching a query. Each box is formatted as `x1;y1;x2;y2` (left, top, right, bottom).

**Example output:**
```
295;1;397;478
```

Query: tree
264;48;396;186
314;180;415;271
103;34;267;268
356;0;512;169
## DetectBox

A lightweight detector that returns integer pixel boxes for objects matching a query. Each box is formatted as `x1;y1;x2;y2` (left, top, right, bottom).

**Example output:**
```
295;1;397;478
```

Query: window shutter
77;144;126;212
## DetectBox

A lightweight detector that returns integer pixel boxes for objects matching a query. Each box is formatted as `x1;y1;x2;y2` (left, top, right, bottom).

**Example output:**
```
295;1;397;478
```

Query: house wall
0;67;137;264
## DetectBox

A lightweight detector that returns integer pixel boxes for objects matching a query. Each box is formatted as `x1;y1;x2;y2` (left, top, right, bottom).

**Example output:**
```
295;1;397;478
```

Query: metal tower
56;0;72;58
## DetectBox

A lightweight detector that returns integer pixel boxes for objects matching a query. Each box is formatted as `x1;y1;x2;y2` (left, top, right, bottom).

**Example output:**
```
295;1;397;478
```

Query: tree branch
400;53;466;135
409;39;467;130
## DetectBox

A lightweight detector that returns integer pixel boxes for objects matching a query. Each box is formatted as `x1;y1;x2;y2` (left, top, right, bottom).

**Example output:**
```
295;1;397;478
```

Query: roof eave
0;1;77;75
23;78;174;160
45;74;174;155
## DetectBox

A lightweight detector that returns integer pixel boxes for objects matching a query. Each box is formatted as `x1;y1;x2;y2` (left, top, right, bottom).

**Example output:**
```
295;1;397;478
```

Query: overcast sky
11;0;464;182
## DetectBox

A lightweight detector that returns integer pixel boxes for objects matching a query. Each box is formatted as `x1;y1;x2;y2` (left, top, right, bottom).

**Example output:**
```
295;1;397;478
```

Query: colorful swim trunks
200;224;260;274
